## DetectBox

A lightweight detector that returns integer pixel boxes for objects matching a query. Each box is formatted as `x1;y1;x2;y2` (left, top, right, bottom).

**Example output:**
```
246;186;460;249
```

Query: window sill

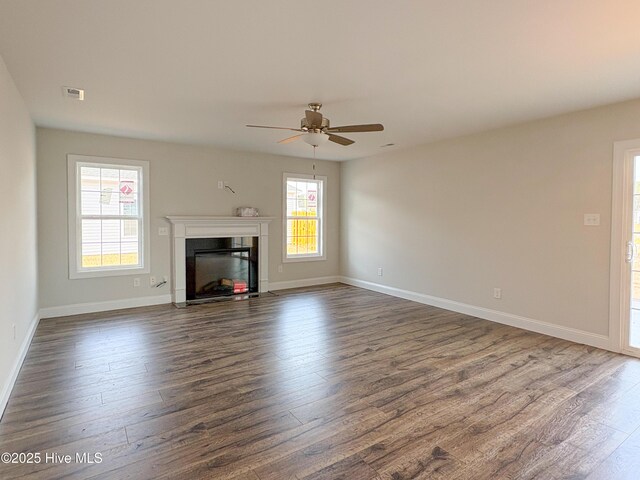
282;255;326;263
69;265;149;280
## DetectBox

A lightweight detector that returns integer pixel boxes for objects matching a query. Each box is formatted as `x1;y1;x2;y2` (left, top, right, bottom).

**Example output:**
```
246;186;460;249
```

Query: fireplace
166;216;274;306
186;237;258;300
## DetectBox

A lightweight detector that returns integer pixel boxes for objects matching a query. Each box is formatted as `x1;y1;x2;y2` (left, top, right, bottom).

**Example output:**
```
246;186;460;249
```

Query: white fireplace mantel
166;216;274;304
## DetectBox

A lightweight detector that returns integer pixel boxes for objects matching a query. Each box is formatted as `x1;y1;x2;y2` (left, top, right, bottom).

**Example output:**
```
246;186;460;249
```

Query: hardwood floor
2;283;640;479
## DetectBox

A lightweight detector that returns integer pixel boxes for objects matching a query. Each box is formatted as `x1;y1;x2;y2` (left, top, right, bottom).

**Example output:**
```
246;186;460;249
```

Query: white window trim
67;154;151;279
610;139;640;355
282;172;327;263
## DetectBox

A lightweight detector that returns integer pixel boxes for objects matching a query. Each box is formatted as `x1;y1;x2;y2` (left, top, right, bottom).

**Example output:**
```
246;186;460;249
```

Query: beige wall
0;55;37;410
37;128;340;309
341;98;640;337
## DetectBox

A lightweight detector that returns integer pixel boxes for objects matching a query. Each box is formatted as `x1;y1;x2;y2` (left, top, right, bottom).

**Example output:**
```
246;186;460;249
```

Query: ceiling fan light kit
302;132;329;146
246;103;384;149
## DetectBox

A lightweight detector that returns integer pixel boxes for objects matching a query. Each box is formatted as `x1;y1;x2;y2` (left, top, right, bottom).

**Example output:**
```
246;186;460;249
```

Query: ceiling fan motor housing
301;117;330;131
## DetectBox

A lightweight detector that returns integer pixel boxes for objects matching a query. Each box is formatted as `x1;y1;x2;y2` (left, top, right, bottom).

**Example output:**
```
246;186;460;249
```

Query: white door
611;139;640;357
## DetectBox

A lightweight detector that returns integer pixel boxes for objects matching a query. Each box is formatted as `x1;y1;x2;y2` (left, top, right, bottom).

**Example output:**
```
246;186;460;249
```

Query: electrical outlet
12;324;16;340
278;265;283;273
133;278;140;287
493;288;502;299
150;276;156;286
584;213;600;226
218;181;224;189
377;267;383;276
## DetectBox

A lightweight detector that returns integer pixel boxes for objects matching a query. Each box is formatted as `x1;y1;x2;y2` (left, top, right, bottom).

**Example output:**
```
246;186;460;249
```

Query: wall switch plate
278;265;283;273
218;181;224;189
150;276;156;286
493;288;502;299
158;227;169;236
377;267;383;276
133;278;140;287
584;213;600;226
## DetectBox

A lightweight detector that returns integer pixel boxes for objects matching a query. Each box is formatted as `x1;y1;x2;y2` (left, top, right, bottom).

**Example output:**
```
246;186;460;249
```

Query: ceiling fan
246;103;384;147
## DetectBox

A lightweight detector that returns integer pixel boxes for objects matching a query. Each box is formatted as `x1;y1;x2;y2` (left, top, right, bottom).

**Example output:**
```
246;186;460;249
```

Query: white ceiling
1;0;639;161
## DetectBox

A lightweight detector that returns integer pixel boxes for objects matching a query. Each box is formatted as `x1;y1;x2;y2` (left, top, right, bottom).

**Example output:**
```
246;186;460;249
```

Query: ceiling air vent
62;86;84;101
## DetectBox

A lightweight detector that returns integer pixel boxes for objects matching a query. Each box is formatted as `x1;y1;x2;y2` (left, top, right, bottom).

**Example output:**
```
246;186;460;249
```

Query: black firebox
185;237;258;301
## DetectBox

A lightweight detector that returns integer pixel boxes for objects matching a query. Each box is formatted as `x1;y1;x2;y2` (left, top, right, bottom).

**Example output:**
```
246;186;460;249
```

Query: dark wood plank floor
2;284;640;479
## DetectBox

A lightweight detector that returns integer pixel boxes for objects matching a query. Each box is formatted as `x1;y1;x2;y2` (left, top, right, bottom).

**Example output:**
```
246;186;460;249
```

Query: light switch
158;227;169;236
584;214;600;226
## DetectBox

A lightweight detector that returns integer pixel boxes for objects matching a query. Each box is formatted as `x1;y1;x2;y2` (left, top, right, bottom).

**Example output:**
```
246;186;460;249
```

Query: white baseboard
269;276;341;292
340;276;612;351
0;311;40;420
39;294;172;319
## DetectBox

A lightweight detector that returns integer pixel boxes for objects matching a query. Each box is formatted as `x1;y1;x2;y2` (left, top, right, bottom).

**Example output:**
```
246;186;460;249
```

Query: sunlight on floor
631;309;640;348
274;296;330;382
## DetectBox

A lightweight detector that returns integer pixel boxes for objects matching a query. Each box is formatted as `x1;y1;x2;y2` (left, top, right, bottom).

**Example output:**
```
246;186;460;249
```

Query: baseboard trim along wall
340;276;613;352
269;276;342;291
39;275;344;318
0;312;40;419
39;294;173;319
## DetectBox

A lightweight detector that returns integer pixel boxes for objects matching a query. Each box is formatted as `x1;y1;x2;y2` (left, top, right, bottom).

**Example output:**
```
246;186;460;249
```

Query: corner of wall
0;52;39;419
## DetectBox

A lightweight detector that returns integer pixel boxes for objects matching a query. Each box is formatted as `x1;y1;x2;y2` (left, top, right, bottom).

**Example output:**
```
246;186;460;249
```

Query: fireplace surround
166;216;274;305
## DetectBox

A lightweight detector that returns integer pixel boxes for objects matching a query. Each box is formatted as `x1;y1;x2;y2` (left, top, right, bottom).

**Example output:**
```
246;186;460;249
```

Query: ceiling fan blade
305;110;323;128
326;123;384;133
278;134;304;144
246;125;303;132
328;134;355;146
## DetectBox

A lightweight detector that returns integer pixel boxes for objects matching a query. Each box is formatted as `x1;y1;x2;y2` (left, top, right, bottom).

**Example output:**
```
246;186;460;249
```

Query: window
283;173;326;261
67;155;150;278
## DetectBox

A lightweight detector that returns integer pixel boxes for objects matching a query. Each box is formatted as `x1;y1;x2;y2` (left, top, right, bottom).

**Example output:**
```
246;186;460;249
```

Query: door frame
610;138;640;356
